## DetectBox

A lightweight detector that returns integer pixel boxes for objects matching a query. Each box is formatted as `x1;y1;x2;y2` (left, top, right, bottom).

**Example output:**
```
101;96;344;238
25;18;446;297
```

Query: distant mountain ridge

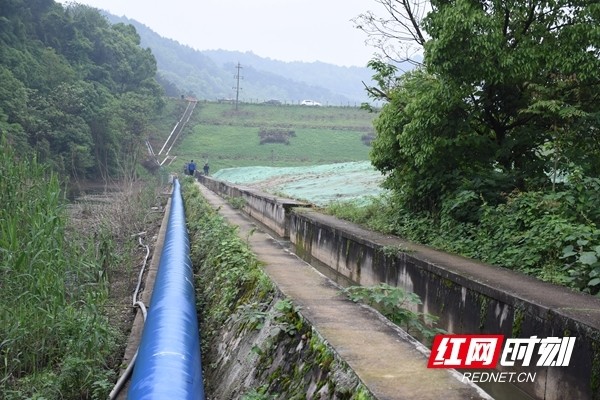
203;50;375;104
105;14;375;105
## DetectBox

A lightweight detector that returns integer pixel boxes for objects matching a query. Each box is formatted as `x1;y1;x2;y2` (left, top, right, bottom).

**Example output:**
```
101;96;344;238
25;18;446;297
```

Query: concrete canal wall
199;175;309;238
197;175;600;400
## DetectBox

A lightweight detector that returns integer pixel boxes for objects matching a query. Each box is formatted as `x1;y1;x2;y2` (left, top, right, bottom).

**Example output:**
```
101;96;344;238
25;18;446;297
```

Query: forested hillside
0;0;164;179
105;14;375;104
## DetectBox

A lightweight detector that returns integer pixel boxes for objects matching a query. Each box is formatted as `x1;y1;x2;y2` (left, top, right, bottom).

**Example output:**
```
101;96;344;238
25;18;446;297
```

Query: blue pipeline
128;179;205;400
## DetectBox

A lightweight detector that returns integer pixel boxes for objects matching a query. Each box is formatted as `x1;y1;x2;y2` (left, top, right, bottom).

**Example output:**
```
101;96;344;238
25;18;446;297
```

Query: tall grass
0;139;119;399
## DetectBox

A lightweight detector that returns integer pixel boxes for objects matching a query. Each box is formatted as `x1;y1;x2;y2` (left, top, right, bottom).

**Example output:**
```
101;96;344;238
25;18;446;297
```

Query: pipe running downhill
128;179;205;400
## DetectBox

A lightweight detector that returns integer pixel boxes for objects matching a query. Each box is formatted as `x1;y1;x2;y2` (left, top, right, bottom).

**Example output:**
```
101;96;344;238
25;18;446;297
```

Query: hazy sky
57;0;382;67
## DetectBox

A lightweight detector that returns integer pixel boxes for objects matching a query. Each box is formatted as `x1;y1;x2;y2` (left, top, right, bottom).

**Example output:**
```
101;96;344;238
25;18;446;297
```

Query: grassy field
166;102;376;173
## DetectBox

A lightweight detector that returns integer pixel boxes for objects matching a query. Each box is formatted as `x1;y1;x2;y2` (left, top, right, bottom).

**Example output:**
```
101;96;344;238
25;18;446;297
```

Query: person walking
188;160;196;176
203;162;210;176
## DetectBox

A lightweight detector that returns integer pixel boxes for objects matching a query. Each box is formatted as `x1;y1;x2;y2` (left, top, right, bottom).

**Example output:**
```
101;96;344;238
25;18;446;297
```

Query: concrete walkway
195;181;491;400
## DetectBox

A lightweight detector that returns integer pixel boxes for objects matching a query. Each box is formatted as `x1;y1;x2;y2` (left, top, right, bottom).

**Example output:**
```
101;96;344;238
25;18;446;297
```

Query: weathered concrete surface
195;181;491;400
199;176;600;400
290;208;600;400
198;174;309;237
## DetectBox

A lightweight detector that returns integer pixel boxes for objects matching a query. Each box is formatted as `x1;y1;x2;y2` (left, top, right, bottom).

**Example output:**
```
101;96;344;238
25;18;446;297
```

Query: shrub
342;284;444;342
258;128;296;145
326;181;600;295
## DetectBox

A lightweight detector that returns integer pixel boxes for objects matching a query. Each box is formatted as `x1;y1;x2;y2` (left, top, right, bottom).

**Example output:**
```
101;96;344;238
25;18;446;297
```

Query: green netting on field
212;161;386;206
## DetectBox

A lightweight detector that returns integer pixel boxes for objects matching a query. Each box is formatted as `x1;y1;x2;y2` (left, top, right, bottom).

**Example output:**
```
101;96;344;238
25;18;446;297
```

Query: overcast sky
57;0;382;67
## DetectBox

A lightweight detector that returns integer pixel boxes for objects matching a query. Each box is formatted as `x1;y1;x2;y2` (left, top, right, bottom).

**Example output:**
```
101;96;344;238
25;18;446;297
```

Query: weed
380;245;412;257
270;299;303;337
241;386;276;400
183;180;274;348
235;302;270;330
228;196;247;210
342;283;445;342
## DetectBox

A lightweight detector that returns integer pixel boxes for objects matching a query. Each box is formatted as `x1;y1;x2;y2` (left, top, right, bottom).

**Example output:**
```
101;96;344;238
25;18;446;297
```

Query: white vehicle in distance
300;100;322;106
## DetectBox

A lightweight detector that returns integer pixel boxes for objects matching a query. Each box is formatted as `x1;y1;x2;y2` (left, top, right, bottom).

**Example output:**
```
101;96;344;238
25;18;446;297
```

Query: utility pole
234;62;243;111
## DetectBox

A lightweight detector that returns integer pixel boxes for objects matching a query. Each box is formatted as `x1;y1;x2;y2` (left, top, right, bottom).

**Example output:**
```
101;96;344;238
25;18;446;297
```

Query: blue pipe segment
128;179;205;400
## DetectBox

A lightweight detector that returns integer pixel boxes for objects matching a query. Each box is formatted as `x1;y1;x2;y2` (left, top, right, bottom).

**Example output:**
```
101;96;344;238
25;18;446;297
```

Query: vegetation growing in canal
342;283;444;341
240;298;375;400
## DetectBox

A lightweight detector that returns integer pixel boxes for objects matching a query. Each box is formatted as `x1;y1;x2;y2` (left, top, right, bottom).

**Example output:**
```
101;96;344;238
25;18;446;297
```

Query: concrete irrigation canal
116;175;600;400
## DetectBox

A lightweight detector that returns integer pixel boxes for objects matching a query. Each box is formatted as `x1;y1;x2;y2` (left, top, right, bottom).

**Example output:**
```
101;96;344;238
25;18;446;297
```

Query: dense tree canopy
0;0;164;179
370;0;600;211
365;0;600;293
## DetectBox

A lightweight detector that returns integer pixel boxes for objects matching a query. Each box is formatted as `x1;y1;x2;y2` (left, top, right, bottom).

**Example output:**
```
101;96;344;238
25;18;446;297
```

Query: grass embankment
170;102;376;173
0;140;165;399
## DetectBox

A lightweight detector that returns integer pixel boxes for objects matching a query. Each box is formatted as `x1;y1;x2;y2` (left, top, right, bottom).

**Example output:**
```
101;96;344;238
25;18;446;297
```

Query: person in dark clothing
188;160;196;176
203;162;210;176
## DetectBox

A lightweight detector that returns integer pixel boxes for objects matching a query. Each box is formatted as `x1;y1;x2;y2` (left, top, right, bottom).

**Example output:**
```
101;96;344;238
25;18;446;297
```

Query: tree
353;0;430;66
369;0;600;214
0;0;164;179
425;0;600;176
0;66;28;151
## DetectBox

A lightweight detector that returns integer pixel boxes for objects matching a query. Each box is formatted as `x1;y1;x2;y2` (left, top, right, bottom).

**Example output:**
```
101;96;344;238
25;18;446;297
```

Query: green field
170;102;376;173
